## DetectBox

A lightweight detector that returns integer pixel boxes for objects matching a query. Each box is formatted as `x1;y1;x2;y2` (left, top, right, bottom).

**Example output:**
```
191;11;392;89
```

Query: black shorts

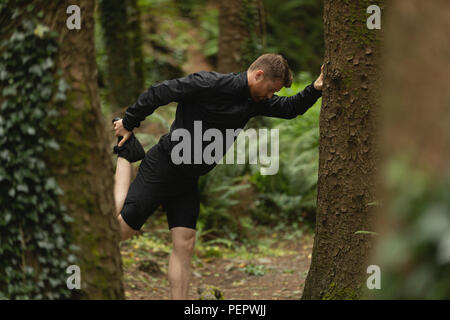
120;143;200;231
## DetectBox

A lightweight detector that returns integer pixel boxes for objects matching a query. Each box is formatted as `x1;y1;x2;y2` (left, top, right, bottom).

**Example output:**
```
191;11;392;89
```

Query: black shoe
112;117;145;163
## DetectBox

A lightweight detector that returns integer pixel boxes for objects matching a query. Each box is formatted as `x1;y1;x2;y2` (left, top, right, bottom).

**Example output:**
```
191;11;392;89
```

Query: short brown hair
248;53;293;88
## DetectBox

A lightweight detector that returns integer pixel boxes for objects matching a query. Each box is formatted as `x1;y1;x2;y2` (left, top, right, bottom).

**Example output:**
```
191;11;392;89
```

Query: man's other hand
113;119;132;147
314;64;324;91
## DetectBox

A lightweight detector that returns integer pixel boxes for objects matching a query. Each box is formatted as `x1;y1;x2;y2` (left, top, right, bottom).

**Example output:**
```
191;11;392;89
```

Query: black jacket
122;70;322;177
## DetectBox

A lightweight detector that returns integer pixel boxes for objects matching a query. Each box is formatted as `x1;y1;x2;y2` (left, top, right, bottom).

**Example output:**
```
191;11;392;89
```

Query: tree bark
43;0;124;299
218;0;265;73
372;0;450;299
99;0;135;111
127;0;145;98
381;0;450;174
302;0;384;300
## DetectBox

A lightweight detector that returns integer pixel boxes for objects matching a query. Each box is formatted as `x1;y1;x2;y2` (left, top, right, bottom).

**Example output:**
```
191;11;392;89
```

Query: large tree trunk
302;0;384;299
217;0;265;73
43;0;124;299
99;0;135;111
373;0;450;299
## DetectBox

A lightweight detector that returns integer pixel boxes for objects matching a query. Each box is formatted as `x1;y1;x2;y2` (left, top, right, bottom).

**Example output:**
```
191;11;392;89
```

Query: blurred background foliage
95;0;323;242
365;156;450;299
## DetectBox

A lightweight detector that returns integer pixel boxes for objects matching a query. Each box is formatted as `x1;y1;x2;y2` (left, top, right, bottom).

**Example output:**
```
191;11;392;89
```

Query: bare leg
114;157;137;241
114;157;132;216
169;227;196;300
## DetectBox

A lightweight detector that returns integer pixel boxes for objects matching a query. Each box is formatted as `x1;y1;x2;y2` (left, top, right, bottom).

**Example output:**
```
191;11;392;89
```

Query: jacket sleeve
253;81;322;119
122;71;215;131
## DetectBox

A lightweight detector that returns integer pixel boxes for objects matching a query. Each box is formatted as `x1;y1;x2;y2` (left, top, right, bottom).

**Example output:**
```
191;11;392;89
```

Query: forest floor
119;212;314;300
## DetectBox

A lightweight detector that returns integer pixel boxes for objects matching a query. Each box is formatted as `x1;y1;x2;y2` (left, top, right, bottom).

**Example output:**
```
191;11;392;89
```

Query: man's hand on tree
113;118;132;147
314;64;324;91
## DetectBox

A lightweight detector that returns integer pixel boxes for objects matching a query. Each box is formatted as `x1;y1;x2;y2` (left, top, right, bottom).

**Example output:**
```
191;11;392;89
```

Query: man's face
248;70;284;102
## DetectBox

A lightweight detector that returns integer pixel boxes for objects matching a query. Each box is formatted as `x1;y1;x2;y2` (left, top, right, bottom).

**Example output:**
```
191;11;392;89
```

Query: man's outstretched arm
255;64;324;119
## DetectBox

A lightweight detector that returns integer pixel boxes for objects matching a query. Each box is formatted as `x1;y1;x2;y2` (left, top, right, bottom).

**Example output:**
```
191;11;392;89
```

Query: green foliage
263;0;324;74
198;163;251;241
0;11;77;299
242;264;266;276
174;0;207;19
198;6;219;60
134;0;191;86
367;155;450;299
250;76;321;226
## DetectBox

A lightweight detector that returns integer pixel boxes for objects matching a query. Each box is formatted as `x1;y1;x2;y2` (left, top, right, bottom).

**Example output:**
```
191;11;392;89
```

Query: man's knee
117;214;138;241
171;227;196;255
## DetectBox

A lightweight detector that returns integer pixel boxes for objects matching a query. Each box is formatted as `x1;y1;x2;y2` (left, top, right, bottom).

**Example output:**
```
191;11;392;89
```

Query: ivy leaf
41;86;52;100
58;79;69;92
4;212;12;223
2;51;12;60
0;150;10;161
33;24;49;39
47;139;60;150
27;126;36;135
21;55;33;64
2;85;17;96
41;57;54;70
0;69;7;81
8;188;15;197
45;177;58;191
54;92;66;102
29;64;42;76
17;184;29;193
10;30;25;42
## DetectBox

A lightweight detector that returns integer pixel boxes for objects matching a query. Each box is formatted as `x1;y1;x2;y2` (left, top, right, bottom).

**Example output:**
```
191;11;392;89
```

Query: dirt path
120;214;314;300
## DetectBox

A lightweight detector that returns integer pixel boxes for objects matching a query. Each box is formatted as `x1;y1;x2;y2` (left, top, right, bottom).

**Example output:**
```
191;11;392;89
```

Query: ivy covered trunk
0;0;124;299
302;0;384;299
217;0;265;73
44;0;125;299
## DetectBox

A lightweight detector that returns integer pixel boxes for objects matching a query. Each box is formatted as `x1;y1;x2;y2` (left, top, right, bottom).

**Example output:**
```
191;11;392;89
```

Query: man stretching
112;53;324;299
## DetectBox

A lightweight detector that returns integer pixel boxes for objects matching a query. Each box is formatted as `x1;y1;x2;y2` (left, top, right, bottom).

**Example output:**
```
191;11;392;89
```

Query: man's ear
255;70;265;82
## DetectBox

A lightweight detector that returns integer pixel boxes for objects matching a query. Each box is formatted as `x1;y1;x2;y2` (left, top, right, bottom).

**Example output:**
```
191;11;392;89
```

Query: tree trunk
381;0;450;175
43;0;124;299
218;0;265;73
372;0;450;299
127;0;145;98
302;0;384;300
99;0;135;111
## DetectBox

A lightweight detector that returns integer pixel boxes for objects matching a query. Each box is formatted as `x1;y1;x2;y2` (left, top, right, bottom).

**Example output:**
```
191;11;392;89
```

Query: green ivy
0;6;77;299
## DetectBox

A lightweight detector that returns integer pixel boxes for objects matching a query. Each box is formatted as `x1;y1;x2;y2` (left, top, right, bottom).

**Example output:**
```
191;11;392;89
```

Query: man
112;53;324;299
